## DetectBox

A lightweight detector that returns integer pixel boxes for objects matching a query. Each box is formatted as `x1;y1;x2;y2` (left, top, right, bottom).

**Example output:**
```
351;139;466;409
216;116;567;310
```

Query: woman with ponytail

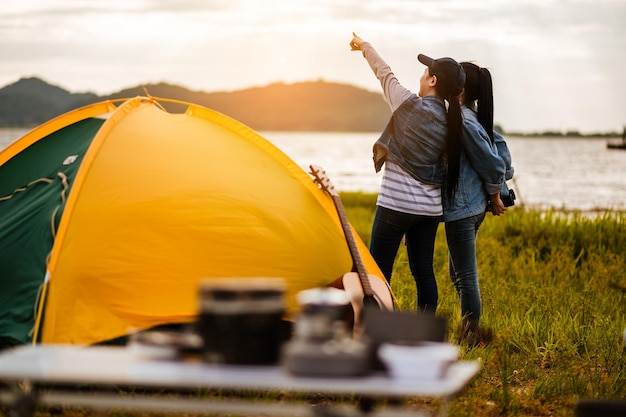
349;33;465;313
443;62;512;346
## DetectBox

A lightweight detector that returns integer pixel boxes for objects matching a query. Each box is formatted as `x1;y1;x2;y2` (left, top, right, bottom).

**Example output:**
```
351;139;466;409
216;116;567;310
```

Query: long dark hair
430;68;463;201
461;62;494;143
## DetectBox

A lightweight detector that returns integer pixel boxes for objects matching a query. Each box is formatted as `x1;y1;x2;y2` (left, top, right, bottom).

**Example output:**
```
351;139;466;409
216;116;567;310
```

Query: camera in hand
487;187;516;212
501;188;516;207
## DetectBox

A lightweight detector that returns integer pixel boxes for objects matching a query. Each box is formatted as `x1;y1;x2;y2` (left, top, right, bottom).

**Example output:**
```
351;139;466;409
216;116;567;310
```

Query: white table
0;345;481;417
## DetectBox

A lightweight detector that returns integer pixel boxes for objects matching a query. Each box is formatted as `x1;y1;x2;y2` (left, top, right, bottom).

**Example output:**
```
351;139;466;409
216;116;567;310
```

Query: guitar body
342;272;394;326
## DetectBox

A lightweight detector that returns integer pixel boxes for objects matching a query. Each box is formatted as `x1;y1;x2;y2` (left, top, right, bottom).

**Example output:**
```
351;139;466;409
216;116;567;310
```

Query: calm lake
1;128;625;212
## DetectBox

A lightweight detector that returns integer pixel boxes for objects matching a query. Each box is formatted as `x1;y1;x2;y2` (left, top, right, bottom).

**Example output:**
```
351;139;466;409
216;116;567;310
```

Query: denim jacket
373;94;448;186
494;130;515;199
495;130;514;181
443;106;506;222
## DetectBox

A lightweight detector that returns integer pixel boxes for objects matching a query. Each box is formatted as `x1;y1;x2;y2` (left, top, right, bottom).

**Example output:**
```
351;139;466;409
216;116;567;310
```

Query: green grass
341;192;626;417
13;193;626;417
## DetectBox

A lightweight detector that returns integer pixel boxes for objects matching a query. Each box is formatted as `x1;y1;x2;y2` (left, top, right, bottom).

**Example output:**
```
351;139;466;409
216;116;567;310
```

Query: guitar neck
330;194;374;296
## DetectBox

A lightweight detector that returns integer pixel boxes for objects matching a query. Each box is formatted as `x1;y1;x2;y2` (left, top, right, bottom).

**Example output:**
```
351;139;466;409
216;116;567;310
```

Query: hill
0;77;390;132
0;78;98;127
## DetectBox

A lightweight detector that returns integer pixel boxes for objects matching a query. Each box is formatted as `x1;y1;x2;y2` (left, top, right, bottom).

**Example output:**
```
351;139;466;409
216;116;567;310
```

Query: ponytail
445;95;462;201
477;68;494;143
461;62;495;144
428;61;465;201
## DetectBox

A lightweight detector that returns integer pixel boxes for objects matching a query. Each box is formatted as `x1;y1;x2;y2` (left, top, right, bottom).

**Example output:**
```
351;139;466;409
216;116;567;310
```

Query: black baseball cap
417;54;466;96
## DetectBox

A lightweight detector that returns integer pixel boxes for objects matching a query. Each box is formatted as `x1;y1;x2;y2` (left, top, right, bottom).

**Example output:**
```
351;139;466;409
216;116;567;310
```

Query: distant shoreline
1;78;622;136
0;126;621;139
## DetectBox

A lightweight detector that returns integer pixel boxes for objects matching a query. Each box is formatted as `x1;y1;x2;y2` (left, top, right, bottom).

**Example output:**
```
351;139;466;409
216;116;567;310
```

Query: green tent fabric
0;118;104;344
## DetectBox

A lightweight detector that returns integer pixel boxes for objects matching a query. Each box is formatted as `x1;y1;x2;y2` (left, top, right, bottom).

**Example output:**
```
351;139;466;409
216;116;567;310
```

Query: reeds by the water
342;192;626;417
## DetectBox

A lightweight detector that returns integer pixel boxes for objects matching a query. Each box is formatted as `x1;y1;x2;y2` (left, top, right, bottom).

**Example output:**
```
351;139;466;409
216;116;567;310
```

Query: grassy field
342;192;626;417
5;193;625;417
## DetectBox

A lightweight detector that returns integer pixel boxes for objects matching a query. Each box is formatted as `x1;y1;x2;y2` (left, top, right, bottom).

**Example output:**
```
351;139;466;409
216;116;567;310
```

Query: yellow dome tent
0;97;386;346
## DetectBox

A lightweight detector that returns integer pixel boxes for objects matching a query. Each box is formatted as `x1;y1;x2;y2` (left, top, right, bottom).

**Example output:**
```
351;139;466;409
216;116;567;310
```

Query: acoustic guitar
309;165;394;333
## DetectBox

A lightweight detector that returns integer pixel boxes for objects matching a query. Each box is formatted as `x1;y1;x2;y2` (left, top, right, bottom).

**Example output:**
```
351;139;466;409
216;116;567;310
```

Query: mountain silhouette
0;77;390;131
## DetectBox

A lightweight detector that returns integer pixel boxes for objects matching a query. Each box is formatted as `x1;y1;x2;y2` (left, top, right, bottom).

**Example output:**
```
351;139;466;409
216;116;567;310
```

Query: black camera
487;187;516;212
501;188;516;207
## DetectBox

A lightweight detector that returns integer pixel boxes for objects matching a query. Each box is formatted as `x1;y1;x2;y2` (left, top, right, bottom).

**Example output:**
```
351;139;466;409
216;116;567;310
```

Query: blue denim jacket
373;94;448;186
495;130;514;181
494;130;515;199
443;106;506;222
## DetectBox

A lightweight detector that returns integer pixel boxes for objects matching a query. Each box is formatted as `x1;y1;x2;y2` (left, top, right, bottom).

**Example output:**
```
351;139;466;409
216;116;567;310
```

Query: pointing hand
350;32;364;51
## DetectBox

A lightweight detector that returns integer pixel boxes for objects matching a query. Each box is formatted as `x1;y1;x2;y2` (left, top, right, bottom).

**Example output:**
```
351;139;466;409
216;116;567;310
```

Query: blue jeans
369;206;441;312
444;212;486;329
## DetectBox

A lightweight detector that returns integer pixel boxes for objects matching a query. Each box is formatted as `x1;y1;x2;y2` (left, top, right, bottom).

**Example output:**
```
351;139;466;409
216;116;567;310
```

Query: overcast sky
1;0;624;133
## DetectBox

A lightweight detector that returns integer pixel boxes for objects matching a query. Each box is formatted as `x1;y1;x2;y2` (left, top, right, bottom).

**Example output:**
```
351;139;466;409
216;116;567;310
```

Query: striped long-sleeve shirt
361;42;443;216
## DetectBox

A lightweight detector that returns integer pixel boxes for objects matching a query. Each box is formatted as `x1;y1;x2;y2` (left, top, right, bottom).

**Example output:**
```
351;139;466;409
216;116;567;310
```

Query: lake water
2;128;625;212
